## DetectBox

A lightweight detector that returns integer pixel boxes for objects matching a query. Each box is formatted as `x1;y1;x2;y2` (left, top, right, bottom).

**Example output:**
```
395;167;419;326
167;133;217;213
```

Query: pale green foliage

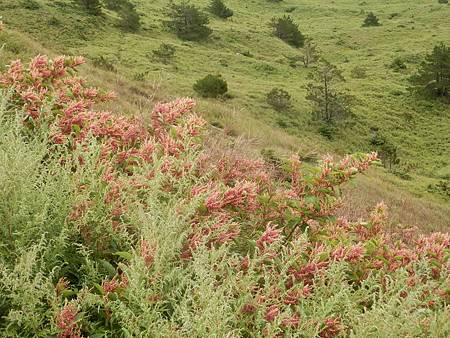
0;242;57;337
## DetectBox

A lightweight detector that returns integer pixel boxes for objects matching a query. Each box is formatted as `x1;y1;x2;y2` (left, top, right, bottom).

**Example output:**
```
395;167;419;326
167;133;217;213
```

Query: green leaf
304;195;318;205
61;290;77;299
114;251;133;261
90;334;107;338
108;292;118;301
94;283;104;296
99;259;116;278
71;124;81;135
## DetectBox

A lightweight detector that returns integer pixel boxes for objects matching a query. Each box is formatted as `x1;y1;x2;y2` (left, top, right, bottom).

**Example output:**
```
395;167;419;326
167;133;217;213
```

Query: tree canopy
165;1;212;41
306;60;353;124
410;42;450;99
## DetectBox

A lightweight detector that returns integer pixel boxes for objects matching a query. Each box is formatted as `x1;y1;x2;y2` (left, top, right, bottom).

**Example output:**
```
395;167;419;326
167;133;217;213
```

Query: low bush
362;12;381;27
390;57;407;71
266;87;292;111
92;55;117;72
77;0;102;15
193;74;228;98
270;15;305;48
21;0;40;10
152;43;176;64
208;0;233;19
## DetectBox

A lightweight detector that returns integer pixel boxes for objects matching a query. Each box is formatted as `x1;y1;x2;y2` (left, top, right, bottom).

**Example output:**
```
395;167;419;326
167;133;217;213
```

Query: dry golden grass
197;100;332;156
339;168;450;233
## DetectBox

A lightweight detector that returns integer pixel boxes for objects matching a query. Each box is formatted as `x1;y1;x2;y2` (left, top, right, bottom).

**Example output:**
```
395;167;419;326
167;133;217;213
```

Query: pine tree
165;1;212;41
208;0;233;19
306;60;353;124
410;42;450;99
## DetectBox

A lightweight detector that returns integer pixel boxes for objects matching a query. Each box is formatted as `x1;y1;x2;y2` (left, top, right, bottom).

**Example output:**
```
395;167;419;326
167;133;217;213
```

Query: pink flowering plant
0;56;448;337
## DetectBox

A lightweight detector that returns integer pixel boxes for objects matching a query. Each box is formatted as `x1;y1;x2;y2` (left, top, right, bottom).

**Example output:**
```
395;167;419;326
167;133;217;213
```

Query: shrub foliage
362;12;381;27
193;74;228;98
76;0;102;15
152;43;176;64
270;15;305;48
118;2;141;32
266;87;292;111
0;56;448;337
208;0;234;19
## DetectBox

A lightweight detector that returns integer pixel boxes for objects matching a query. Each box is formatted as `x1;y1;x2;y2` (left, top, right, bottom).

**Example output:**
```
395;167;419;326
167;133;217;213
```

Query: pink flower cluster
56;303;82;338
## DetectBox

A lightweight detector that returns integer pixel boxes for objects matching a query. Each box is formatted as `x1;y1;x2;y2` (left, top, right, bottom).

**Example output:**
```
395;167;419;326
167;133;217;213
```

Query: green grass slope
0;0;449;229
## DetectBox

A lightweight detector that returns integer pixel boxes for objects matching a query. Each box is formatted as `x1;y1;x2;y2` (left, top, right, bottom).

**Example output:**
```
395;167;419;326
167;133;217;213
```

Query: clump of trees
270;15;305;48
193;74;228;98
362;12;381;27
165;2;212;41
266;88;292;111
306;60;353;125
208;0;233;19
410;42;450;100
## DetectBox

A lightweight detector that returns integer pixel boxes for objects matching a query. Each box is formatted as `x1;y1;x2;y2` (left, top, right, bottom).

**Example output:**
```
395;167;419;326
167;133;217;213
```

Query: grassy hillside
0;0;449;229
